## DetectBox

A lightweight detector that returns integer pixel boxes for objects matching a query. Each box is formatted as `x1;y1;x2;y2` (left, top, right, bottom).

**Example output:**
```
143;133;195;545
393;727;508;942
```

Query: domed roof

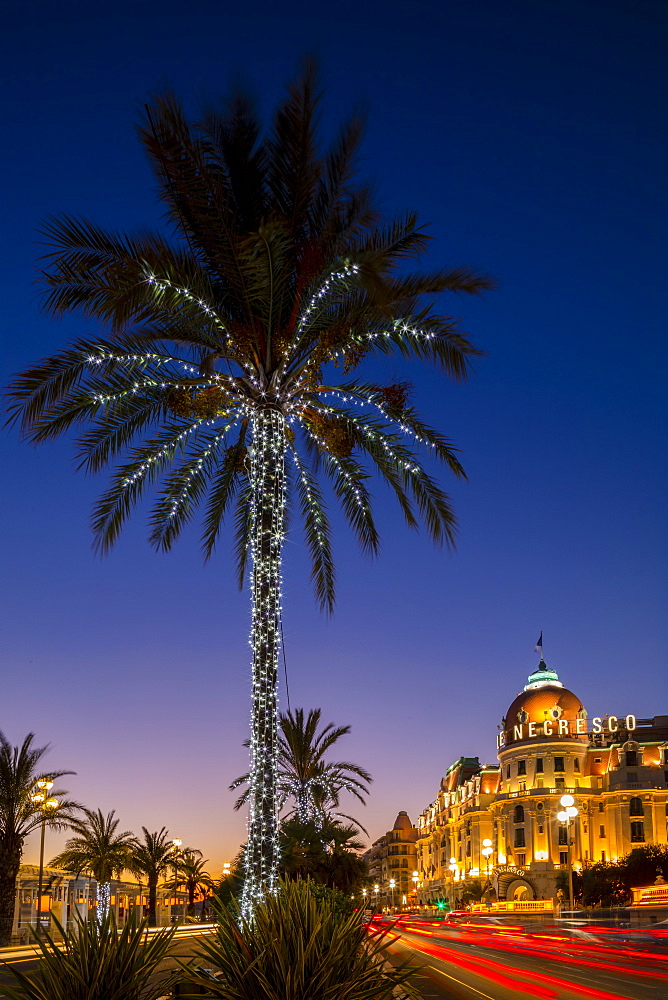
500;661;588;747
393;811;413;832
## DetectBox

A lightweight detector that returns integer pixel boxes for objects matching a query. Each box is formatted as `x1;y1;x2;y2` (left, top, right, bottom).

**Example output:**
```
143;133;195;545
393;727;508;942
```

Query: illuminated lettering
625;714;636;731
514;725;523;741
543;721;553;736
576;718;586;734
592;717;602;733
528;722;537;737
608;716;618;732
558;719;569;735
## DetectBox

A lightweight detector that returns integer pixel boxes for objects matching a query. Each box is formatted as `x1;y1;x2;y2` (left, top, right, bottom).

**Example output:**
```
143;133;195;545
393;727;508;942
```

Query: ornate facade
416;661;668;905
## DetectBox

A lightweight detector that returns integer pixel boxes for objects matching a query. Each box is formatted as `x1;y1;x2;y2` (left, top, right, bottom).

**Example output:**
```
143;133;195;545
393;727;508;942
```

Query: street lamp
448;857;458;909
482;838;493;896
362;887;368;910
373;883;379;911
411;870;419;909
31;781;59;930
170;839;182;925
389;878;396;911
557;794;579;909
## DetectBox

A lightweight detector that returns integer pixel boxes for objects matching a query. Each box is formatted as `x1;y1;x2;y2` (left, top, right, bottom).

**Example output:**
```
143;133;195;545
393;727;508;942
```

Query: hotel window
536;778;544;788
626;750;638;767
538;825;544;834
514;804;525;823
516;854;525;867
629;797;644;816
601;851;606;862
630;822;645;843
599;802;604;812
535;758;544;773
599;826;606;838
514;829;525;848
558;827;568;846
574;759;580;772
519;781;526;792
517;760;526;775
560;852;568;864
506;765;511;779
594;758;601;763
554;757;565;772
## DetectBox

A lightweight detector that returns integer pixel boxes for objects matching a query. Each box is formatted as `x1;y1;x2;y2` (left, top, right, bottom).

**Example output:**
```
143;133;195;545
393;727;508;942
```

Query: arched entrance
505;878;535;901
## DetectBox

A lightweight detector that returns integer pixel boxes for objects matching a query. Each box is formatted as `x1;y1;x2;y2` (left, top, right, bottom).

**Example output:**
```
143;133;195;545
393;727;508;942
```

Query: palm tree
0;732;78;946
231;708;371;828
6;63;491;913
50;809;136;922
280;817;368;895
164;848;215;919
127;827;175;927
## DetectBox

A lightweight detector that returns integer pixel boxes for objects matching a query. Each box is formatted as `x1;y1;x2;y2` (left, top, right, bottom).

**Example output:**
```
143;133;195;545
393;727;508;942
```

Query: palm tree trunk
148;875;158;926
0;844;21;946
241;408;286;917
296;788;310;825
97;882;111;924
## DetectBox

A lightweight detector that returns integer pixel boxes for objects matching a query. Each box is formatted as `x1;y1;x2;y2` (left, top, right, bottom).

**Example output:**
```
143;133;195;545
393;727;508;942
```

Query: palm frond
290;448;335;613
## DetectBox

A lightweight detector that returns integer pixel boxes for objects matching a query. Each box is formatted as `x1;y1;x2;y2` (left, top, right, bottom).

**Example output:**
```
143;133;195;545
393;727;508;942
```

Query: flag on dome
534;632;543;657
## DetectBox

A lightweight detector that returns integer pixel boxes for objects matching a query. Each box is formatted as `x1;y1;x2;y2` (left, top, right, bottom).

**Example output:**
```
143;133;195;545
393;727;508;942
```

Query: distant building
364;811;418;908
416;661;668;906
9;865;190;943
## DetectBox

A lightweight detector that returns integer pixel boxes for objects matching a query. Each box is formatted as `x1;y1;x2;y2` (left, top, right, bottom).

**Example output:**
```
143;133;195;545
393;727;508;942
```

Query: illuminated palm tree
0;732;78;946
7;64;491;913
50;809;136;922
231;708;371;827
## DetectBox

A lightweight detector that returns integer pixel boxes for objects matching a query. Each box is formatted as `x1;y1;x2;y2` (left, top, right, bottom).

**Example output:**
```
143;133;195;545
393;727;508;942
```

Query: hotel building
415;660;668;906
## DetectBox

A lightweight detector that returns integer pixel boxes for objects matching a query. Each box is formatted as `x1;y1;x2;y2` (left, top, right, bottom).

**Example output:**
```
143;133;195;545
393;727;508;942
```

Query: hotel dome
501;661;587;746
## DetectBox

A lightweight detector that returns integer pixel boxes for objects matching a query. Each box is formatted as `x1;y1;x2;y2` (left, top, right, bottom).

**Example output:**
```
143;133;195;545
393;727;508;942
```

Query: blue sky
2;0;666;870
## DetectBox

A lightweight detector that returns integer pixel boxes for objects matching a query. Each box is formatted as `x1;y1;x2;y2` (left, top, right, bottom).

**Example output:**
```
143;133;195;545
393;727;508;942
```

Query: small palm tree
231;707;371;826
164;848;215;918
0;732;78;946
280;817;368;894
49;809;136;922
127;826;175;926
7;64;491;911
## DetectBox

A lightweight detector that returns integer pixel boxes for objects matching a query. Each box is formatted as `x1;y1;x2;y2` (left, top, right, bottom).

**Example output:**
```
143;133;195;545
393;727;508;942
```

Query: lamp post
373;883;379;912
31;781;59;930
170;839;182;925
448;857;458;909
557;794;579;910
411;871;419;909
362;887;368;911
389;878;396;911
481;839;493;898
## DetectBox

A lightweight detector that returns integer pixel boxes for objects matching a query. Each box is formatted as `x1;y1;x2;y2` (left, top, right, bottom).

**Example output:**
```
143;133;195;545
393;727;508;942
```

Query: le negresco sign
497;714;636;748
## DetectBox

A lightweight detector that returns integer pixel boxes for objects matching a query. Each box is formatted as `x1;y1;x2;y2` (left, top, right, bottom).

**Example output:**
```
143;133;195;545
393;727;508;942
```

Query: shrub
178;879;419;1000
2;909;176;1000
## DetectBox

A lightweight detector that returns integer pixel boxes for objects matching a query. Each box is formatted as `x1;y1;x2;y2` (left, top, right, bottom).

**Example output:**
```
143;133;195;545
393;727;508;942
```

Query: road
375;915;668;1000
2;918;666;999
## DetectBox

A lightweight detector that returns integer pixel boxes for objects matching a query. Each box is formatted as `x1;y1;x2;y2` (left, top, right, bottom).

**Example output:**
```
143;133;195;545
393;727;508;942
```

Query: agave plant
178;879;419;1000
2;909;176;1000
6;63;491;913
